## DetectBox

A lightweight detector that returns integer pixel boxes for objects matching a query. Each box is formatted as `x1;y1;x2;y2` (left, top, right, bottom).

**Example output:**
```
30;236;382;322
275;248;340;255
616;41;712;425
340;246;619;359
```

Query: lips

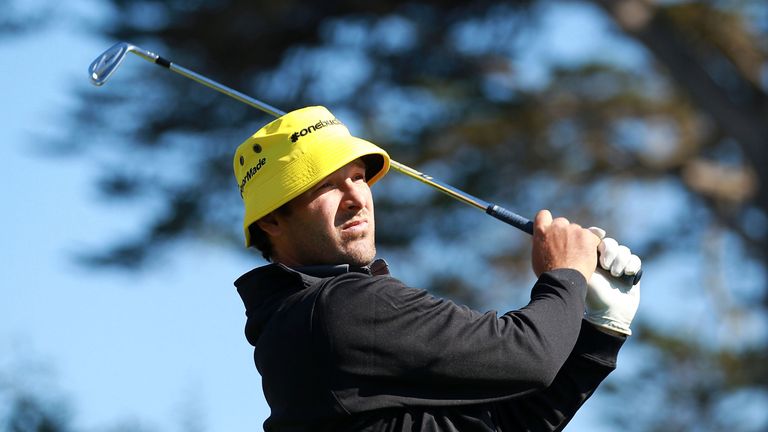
341;218;367;231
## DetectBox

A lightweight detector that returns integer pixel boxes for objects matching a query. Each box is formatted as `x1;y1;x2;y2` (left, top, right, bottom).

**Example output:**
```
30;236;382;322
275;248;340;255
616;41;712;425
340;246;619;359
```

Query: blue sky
3;1;766;431
0;4;269;430
0;3;649;431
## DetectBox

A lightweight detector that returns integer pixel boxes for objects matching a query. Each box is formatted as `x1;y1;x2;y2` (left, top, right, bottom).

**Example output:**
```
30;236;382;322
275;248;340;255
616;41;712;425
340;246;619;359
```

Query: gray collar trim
292;258;390;278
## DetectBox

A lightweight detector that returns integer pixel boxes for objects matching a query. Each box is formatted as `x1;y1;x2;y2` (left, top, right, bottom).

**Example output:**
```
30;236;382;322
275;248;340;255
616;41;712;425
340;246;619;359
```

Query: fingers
531;209;600;280
599;237;643;277
535;210;579;234
625;255;642;276
588;226;606;240
598;237;619;269
534;209;553;230
536;213;643;280
610;245;631;277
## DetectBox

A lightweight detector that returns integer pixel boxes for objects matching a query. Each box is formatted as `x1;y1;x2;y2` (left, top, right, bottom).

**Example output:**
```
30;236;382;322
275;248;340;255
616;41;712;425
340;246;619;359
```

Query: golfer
233;106;641;431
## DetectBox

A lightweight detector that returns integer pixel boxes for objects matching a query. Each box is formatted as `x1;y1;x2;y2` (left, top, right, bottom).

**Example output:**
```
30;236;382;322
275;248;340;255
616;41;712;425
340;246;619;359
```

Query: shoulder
312;273;440;333
315;273;481;332
316;273;412;312
318;272;452;311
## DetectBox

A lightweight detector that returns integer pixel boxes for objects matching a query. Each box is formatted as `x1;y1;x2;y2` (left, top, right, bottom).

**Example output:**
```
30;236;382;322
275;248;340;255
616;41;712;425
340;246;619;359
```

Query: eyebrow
351;159;367;169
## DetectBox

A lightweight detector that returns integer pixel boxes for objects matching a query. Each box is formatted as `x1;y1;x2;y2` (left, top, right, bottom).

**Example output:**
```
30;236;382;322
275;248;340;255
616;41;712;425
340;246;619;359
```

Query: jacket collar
233;259;390;347
294;258;390;278
234;258;390;289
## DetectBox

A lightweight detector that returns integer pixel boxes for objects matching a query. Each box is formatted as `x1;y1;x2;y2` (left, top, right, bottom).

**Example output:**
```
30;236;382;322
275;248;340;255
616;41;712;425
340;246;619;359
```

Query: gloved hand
584;228;642;335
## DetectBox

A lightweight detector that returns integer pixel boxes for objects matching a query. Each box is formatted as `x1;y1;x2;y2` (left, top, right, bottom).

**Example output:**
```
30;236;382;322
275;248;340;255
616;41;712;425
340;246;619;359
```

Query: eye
352;172;366;182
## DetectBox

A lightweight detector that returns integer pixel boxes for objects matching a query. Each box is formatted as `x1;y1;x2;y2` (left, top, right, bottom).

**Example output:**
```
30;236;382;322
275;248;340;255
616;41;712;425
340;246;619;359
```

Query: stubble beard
336;221;376;267
331;206;376;266
293;216;376;267
343;233;376;267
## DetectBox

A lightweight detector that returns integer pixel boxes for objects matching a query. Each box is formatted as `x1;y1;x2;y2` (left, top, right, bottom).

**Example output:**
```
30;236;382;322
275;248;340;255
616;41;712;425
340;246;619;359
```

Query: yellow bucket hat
233;106;390;247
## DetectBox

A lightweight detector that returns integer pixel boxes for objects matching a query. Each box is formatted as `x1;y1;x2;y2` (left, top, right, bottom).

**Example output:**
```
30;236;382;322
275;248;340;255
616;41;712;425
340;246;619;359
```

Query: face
261;159;376;267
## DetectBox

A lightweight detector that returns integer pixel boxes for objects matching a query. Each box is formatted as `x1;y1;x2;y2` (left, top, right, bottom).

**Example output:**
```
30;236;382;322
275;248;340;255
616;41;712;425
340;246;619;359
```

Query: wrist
591;324;628;338
584;314;632;336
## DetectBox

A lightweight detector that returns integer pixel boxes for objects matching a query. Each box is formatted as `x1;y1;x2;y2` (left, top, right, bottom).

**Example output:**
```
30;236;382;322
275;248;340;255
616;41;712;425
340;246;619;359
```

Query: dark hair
248;223;274;262
248;203;292;262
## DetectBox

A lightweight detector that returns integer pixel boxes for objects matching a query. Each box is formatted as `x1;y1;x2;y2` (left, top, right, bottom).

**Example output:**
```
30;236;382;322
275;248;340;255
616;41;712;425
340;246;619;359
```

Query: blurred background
1;0;767;431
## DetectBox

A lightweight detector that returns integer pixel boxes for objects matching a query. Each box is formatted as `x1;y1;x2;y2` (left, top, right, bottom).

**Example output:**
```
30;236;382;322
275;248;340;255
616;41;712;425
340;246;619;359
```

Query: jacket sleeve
492;320;625;431
314;268;591;409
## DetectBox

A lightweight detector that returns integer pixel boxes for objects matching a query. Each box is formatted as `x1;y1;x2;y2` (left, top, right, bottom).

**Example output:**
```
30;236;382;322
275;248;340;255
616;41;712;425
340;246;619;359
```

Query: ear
256;212;282;237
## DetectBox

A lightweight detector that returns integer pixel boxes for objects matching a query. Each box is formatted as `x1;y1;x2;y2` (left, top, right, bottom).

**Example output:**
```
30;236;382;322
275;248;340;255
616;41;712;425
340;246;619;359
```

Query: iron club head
88;42;160;86
88;42;135;86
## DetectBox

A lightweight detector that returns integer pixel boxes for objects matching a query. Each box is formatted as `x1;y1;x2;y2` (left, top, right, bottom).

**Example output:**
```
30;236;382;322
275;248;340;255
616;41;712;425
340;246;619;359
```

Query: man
233;106;641;431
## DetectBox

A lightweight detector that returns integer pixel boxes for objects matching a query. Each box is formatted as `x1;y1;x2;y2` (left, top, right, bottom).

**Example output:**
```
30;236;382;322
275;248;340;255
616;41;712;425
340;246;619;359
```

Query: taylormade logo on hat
238;157;267;198
290;118;344;143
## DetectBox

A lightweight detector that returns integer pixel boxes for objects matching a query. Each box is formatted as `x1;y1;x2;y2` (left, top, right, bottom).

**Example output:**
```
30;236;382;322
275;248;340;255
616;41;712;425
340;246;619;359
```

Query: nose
341;178;368;210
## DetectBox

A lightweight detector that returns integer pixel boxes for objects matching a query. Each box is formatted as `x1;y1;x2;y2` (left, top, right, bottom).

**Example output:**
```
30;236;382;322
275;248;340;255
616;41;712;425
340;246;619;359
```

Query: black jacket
235;260;625;431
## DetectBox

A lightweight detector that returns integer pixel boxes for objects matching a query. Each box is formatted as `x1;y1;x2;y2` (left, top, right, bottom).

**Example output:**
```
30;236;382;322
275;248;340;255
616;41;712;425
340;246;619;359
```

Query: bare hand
531;210;601;281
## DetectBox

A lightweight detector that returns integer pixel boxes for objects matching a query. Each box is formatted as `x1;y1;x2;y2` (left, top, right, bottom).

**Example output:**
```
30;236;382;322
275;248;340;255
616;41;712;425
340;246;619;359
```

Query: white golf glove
585;228;642;336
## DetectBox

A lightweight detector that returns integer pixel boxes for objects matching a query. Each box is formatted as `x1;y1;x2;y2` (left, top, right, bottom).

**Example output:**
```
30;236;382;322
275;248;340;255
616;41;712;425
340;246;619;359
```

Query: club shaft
388;161;534;233
129;47;534;232
99;44;640;284
169;63;287;118
117;46;285;117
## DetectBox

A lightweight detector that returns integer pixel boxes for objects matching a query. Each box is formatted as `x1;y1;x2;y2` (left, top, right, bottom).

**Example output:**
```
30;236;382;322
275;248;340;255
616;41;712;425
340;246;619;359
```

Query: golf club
88;41;641;284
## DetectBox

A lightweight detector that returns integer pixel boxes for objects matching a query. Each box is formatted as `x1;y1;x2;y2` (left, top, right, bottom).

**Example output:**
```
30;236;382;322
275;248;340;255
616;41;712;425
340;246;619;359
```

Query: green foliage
0;0;52;38
56;0;768;430
1;391;72;432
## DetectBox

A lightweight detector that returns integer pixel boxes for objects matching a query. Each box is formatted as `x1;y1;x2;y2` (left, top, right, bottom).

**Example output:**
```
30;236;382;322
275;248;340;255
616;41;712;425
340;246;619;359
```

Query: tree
64;0;767;429
2;395;71;432
0;0;53;38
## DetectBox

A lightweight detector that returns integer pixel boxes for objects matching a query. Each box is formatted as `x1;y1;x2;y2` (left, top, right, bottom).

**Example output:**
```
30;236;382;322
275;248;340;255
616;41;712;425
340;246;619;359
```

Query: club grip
486;204;642;285
486;204;534;234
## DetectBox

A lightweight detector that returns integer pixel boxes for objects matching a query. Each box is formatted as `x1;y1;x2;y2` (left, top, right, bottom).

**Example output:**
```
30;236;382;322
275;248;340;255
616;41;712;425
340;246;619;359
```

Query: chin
343;247;376;267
